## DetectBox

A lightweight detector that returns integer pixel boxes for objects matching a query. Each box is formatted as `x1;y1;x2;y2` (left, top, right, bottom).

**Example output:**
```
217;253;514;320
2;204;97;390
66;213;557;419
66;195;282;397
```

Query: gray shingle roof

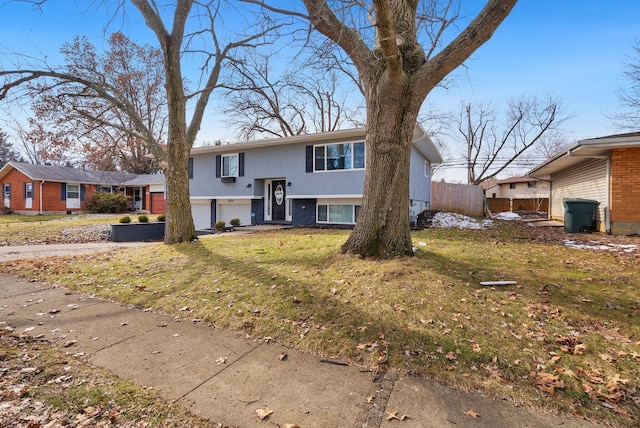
124;173;166;186
4;162;146;185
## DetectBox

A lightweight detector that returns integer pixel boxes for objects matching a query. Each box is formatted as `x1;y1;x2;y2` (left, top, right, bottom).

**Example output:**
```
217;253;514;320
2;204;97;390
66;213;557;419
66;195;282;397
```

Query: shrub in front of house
138;214;149;223
119;216;132;223
157;214;166;222
86;192;130;213
214;220;226;231
230;218;241;227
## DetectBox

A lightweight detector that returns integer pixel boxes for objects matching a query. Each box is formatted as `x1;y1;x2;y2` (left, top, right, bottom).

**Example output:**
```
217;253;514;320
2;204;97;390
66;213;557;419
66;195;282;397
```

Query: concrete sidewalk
0;242;154;262
0;274;598;427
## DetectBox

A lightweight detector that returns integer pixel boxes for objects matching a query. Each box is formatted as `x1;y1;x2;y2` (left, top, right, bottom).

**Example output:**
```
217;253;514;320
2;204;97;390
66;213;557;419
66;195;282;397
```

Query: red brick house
0;161;165;214
528;132;640;235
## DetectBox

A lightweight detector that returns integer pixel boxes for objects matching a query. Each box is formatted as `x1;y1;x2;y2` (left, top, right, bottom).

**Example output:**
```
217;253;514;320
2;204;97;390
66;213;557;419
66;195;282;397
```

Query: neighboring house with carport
0;161;166;214
527;132;640;235
122;173;166;214
481;176;550;212
188;126;442;229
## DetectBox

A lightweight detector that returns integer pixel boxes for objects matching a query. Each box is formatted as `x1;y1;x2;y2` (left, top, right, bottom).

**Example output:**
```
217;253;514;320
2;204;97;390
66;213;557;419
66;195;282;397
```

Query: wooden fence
431;182;484;217
486;198;549;213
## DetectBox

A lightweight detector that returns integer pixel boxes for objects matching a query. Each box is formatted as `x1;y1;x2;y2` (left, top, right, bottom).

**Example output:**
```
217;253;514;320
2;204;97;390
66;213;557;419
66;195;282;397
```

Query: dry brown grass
1;220;639;426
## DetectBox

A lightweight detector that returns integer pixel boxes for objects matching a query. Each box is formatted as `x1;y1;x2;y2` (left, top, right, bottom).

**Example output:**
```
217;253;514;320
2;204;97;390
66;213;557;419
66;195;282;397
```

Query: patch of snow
431;212;492;230
494;212;521;220
563;240;637;253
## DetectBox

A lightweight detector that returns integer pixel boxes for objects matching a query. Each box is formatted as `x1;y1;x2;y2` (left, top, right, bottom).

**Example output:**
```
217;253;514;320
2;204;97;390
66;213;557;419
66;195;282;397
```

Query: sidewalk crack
172;341;264;404
354;368;399;427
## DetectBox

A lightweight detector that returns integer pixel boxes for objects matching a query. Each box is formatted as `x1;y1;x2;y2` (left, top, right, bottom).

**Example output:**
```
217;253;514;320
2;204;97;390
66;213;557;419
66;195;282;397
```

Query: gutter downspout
606;158;611;234
39;180;44;215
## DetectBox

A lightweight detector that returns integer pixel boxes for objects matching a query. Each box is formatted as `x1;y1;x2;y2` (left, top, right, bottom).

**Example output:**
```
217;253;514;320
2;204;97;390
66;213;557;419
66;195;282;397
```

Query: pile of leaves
0;330;218;427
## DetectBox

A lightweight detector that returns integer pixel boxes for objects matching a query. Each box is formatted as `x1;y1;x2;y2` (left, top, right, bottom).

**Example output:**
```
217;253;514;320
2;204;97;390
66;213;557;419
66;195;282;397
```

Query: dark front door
271;180;286;222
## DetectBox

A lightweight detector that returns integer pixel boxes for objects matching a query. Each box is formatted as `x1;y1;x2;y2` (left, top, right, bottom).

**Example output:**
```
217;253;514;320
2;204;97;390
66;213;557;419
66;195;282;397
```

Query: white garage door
191;201;212;230
218;202;252;226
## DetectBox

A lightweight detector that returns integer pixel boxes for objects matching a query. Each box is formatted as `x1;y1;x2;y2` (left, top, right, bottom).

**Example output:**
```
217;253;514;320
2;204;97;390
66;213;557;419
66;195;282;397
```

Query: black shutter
215;155;221;178
23;182;26;199
61;183;67;201
80;184;86;201
239;153;244;177
188;157;194;179
305;145;313;173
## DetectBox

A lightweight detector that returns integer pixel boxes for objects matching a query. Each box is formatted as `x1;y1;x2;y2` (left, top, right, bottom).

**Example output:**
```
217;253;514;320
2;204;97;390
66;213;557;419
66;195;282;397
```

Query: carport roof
528;132;640;177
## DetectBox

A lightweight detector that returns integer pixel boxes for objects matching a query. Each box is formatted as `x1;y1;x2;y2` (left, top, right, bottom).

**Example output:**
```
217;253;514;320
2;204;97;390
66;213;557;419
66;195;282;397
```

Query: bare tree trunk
342;78;417;257
164;136;196;243
162;28;196;244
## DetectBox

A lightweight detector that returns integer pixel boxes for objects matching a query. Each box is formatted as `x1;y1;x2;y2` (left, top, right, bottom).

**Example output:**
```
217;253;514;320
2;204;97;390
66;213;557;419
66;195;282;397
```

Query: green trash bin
563;198;600;233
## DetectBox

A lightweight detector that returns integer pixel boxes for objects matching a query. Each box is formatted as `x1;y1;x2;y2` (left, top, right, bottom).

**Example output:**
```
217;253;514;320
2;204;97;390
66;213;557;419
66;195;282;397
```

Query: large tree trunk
163;136;196;244
162;31;196;244
342;76;419;257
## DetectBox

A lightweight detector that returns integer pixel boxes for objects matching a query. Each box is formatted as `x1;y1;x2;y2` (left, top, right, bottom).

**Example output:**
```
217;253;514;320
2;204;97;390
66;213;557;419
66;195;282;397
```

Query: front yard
1;214;639;426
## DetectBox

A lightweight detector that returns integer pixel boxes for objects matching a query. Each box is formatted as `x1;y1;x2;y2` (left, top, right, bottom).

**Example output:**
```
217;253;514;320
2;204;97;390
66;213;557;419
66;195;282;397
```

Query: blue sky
429;1;639;141
1;1;639;181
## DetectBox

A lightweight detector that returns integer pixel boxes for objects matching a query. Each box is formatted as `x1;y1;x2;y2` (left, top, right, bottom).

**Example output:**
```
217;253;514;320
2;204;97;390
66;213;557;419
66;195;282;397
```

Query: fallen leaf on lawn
215;357;227;365
470;342;481;352
386;411;408;421
555;367;576;377
282;424;300;428
464;410;480;418
256;407;273;420
609;373;629;385
573;343;587;355
599;353;614;362
365;396;375;403
549;355;561;364
534;371;565;394
279;353;288;361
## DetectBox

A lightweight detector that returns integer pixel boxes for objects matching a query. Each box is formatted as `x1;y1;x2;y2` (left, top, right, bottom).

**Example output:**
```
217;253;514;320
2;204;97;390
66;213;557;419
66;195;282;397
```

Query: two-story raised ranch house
188;126;442;229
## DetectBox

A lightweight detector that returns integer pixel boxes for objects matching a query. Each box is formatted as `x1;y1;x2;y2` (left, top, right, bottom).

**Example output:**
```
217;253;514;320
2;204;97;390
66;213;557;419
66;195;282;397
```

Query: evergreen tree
0;129;18;169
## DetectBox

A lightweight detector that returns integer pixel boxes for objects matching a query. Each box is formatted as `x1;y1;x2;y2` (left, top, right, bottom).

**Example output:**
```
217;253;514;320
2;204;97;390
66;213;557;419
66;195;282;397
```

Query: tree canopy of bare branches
22;32;167;173
1;0;280;244
222;51;364;140
613;39;640;130
245;0;518;257
454;95;565;184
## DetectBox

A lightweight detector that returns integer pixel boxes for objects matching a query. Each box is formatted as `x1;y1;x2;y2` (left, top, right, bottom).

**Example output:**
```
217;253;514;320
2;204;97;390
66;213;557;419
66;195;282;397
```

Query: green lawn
0;213;69;223
1;222;638;426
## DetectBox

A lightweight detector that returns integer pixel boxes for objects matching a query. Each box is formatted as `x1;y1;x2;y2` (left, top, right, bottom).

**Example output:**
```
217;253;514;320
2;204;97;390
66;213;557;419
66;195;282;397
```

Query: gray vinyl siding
409;145;432;219
190;140;366;199
550;158;608;229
